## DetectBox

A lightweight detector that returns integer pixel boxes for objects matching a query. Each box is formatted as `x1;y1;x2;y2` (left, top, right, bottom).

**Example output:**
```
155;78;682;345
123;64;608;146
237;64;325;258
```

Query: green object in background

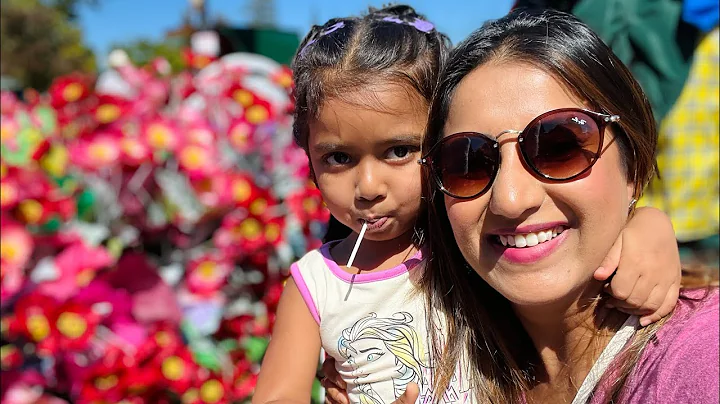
33;106;57;134
242;335;269;363
571;0;700;122
181;320;222;372
40;217;61;233
312;378;324;404
76;190;95;220
216;28;300;66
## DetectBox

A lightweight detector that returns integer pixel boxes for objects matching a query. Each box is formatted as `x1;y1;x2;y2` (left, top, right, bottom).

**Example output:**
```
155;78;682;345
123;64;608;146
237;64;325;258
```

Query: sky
77;0;515;65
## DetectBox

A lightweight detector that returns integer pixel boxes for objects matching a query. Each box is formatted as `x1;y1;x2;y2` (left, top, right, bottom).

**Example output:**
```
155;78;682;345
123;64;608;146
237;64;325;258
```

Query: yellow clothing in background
640;28;720;242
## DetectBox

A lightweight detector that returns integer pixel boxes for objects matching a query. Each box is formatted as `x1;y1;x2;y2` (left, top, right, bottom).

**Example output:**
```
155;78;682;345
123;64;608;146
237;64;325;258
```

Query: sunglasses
420;108;620;199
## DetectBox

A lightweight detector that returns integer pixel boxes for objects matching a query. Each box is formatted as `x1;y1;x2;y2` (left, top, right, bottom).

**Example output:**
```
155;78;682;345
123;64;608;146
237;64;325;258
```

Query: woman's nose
488;144;545;219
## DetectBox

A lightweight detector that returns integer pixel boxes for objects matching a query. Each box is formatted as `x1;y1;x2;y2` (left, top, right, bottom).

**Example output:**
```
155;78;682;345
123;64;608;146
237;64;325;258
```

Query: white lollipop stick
344;221;367;301
346;221;367;268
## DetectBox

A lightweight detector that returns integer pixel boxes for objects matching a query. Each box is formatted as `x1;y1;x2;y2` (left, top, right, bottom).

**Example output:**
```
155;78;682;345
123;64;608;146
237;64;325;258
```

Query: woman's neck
331;229;417;273
513;281;628;398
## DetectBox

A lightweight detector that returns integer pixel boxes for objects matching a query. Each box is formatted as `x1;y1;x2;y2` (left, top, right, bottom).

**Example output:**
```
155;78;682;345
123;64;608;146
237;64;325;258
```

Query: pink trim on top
319;240;424;284
289;262;321;324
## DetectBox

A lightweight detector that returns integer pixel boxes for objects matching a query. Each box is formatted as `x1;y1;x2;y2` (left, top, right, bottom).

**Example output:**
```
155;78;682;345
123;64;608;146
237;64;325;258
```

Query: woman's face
442;63;635;307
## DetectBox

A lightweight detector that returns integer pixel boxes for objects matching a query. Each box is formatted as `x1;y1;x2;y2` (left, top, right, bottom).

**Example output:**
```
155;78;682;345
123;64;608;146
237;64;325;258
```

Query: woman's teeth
497;226;566;248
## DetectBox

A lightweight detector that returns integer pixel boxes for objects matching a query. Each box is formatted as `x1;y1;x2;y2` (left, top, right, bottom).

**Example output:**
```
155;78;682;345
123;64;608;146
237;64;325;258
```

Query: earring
629;198;638;209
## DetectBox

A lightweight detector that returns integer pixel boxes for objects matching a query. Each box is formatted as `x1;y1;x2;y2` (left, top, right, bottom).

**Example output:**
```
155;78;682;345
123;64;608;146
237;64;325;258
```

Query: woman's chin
489;273;591;309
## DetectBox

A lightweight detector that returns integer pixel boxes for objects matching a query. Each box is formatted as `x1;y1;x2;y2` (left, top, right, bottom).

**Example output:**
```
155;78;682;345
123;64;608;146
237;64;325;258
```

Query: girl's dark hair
419;8;662;403
291;4;451;242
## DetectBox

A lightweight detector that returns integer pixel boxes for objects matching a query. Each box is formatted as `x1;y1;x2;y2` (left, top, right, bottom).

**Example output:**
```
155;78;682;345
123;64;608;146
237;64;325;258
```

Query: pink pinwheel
213;210;275;259
92;94;132;126
0;91;20;115
191;172;232;212
184;121;216;147
185;252;232;297
48;73;92;109
286;182;330;226
69;131;122;171
156;345;197;395
224;171;266;211
177;142;218;178
119;135;152;167
142;117;182;159
53;299;103;352
9;292;59;355
0;174;20;211
0;116;20;149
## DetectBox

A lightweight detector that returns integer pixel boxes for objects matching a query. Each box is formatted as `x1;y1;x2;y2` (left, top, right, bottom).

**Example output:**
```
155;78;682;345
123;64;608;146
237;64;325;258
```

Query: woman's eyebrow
359;347;383;353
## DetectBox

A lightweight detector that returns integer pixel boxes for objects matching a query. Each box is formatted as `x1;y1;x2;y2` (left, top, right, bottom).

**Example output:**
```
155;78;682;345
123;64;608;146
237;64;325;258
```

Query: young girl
253;5;682;404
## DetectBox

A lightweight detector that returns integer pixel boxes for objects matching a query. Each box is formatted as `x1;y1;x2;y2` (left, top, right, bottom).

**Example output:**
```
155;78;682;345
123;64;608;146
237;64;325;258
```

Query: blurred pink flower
0;219;34;301
69;131;122;171
185;252;232;297
106;253;182;325
37;242;113;302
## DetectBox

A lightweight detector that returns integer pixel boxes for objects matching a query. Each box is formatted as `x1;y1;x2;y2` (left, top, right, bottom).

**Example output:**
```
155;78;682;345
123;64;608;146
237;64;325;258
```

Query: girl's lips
492;228;569;264
360;217;389;231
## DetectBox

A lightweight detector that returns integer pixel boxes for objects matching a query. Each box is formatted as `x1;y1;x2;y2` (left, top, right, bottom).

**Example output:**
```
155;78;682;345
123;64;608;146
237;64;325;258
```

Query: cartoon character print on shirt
338;312;428;403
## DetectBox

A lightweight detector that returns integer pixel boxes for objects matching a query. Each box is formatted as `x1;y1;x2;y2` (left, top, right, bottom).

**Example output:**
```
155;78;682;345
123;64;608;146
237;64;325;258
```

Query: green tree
41;0;100;21
0;0;97;91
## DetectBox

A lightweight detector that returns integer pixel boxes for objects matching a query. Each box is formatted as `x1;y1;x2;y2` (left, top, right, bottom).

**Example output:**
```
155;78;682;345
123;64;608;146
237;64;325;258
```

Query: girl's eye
324;152;351;166
386;146;416;160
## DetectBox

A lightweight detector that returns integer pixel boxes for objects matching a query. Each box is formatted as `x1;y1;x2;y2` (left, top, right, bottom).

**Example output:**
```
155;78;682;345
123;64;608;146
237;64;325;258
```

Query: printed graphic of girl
338;312;427;403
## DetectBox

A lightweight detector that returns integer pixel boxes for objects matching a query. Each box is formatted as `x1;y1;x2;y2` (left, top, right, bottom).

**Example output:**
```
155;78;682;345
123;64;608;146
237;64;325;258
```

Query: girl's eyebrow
312;142;346;154
377;133;423;147
312;134;423;154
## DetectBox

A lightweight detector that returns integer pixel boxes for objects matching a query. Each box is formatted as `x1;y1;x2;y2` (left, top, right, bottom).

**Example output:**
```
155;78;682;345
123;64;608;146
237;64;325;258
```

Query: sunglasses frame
419;108;621;199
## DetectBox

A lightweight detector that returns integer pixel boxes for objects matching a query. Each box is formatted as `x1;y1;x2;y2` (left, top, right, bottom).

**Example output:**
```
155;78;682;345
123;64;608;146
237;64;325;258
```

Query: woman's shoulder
652;287;718;357
663;287;719;334
627;288;719;402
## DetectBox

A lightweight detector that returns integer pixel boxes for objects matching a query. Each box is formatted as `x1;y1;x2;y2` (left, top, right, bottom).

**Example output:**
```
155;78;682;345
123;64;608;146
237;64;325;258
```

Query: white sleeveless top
291;241;474;403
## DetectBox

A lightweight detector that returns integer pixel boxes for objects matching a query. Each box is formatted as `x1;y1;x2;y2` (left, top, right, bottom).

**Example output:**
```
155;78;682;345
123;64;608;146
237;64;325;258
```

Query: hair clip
299;21;346;56
381;16;435;33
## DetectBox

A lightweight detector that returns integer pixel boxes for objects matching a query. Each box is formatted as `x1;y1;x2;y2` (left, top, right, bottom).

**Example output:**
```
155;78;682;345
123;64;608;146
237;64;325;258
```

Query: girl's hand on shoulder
594;207;681;326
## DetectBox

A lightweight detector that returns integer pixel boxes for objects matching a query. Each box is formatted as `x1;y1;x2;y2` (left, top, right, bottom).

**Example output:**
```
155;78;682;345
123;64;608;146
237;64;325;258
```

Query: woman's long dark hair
418;8;662;403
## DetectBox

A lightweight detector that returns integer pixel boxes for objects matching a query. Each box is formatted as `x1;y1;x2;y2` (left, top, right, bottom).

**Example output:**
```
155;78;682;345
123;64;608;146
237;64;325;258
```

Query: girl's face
308;84;425;242
442;63;635;307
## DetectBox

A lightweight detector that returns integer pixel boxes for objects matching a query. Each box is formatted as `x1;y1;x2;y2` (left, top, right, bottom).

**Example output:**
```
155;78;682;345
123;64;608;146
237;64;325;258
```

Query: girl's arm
253;278;322;403
594;206;682;326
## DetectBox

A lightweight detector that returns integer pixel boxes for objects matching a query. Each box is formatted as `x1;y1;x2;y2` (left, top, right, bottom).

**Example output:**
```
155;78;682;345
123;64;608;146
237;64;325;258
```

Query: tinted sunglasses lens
434;134;498;197
521;111;602;179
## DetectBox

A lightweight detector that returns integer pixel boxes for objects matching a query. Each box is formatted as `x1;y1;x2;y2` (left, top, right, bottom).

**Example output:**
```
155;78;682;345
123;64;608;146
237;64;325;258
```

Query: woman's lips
491;226;569;264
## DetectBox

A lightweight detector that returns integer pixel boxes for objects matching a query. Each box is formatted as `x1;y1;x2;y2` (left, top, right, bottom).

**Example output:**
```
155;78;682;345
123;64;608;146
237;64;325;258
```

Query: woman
417;8;718;403
324;8;718;404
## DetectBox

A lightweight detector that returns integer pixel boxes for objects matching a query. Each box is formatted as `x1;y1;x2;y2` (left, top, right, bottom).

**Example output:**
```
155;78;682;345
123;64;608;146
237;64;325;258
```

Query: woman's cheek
444;196;482;257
